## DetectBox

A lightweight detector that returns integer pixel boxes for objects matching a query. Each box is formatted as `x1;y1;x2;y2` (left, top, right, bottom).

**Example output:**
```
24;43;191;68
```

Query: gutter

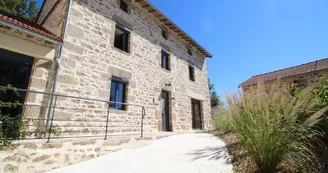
0;20;63;46
45;0;72;136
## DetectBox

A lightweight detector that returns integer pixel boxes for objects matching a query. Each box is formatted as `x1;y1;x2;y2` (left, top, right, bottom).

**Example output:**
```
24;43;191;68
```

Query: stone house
0;0;213;138
239;58;328;94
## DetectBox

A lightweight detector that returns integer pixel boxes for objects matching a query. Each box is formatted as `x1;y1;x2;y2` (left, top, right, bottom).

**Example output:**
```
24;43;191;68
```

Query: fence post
140;106;145;137
104;103;111;140
47;96;57;143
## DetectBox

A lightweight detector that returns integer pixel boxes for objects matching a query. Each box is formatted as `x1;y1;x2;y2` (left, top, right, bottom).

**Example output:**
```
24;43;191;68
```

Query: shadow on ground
185;145;232;164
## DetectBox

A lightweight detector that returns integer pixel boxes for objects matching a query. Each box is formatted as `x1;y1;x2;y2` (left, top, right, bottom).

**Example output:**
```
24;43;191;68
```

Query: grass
213;81;328;173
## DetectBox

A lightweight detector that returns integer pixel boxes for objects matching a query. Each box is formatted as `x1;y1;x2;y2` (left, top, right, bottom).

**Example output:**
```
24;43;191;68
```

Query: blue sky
149;0;328;101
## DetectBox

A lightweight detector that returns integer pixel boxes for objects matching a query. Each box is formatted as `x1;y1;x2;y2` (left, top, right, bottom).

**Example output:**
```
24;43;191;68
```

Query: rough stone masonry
20;0;212;136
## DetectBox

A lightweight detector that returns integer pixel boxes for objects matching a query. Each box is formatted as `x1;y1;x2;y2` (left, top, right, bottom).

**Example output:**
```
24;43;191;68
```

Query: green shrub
0;85;28;145
314;78;328;109
216;81;328;173
313;78;328;143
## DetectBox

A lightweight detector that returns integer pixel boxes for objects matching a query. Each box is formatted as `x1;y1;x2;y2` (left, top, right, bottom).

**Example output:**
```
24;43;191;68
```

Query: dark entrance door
161;91;170;131
192;99;202;129
0;48;34;117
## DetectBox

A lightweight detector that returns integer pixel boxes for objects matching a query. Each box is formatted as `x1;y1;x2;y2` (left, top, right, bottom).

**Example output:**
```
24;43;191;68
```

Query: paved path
47;133;233;173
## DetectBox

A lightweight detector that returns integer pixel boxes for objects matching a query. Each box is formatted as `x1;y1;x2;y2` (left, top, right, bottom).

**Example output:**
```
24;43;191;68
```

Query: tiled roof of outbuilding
239;58;328;87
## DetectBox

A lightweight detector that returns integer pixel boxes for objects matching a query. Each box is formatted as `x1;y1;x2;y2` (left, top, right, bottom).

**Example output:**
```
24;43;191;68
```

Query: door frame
191;98;203;130
161;90;171;131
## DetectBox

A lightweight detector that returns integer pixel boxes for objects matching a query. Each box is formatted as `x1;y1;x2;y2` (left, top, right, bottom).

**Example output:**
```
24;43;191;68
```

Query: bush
313;78;328;144
0;85;28;145
216;81;328;173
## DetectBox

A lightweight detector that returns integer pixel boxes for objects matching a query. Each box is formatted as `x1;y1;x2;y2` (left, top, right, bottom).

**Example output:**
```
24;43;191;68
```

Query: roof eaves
136;0;213;58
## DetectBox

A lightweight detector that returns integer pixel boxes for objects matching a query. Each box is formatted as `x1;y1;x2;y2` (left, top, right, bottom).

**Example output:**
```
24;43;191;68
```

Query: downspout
45;0;73;135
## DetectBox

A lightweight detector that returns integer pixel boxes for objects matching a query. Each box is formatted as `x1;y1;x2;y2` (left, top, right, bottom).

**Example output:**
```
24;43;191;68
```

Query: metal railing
0;86;146;143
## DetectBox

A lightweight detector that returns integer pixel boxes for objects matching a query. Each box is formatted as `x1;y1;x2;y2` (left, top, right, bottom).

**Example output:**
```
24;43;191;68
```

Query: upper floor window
161;50;170;70
114;24;130;52
120;0;128;13
187;47;193;56
162;30;169;40
292;79;307;95
189;65;195;81
110;77;127;110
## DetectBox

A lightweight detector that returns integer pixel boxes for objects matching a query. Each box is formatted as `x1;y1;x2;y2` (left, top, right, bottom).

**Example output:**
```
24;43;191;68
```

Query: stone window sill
161;68;171;73
112;46;131;56
108;108;128;114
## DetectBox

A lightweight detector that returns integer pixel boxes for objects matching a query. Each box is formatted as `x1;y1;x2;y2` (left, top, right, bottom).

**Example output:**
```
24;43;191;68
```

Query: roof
135;0;212;58
0;12;62;42
239;57;328;87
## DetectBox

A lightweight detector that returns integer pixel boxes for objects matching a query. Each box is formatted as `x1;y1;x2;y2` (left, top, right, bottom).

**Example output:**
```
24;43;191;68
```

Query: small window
120;0;128;13
110;78;127;110
293;80;307;91
162;30;169;40
114;25;130;52
161;50;170;70
187;47;193;56
189;65;195;81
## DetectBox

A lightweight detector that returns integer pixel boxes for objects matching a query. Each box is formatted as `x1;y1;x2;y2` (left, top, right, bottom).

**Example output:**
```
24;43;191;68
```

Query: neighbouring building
239;58;328;94
0;0;213;138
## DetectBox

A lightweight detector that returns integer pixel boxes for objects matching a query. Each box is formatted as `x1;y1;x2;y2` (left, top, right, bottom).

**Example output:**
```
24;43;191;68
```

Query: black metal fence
0;86;146;143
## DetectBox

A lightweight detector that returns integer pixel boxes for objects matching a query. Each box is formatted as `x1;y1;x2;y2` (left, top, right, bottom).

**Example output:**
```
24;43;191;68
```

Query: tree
0;0;39;22
208;78;223;107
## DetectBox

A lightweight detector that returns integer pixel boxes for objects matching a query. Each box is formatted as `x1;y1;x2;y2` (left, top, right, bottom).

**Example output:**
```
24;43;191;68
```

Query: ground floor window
0;48;34;114
0;48;34;139
110;77;127;110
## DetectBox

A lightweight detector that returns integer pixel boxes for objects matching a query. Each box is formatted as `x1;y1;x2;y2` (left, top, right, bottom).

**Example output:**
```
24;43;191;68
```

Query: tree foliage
0;0;39;22
208;78;223;107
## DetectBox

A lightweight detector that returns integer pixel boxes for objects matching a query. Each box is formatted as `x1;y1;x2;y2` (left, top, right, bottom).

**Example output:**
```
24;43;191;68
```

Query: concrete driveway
47;133;233;173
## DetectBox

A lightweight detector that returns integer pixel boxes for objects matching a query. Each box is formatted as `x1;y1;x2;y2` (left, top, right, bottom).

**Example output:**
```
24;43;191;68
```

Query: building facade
0;0;213;137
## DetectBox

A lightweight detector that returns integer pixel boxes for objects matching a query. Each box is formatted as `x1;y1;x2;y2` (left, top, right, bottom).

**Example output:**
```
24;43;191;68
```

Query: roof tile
239;58;328;87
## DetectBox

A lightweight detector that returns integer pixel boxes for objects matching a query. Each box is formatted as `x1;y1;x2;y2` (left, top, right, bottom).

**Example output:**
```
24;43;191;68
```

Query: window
162;30;169;40
291;80;307;95
110;77;127;110
161;50;170;70
114;25;130;52
187;47;193;56
120;0;128;13
189;65;195;81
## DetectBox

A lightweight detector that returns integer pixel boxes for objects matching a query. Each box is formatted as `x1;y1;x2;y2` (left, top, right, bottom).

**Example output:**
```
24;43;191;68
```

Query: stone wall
0;0;212;137
242;70;328;95
36;0;59;24
52;0;212;135
0;137;154;173
36;0;69;38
